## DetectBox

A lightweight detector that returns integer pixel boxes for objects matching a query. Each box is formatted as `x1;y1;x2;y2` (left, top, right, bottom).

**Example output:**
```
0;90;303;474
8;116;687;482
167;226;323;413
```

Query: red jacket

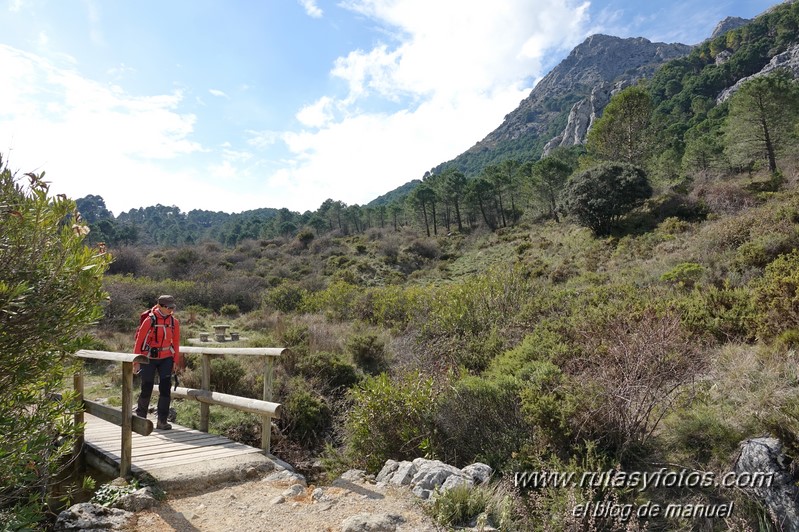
134;306;183;370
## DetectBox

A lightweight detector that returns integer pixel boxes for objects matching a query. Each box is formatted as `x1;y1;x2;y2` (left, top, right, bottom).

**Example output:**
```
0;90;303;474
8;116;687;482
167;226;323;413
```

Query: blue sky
0;0;778;215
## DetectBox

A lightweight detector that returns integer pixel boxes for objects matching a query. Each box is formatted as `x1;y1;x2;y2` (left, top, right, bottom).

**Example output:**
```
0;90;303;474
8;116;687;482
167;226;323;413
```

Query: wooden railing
73;350;153;478
176;346;285;453
72;346;285;478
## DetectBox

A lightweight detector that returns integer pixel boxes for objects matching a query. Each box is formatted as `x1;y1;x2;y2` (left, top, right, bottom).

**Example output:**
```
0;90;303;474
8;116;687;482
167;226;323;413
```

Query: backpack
135;308;174;352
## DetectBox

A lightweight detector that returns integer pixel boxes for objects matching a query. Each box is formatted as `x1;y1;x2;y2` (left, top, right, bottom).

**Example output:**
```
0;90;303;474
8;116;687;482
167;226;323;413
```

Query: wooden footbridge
73;347;286;486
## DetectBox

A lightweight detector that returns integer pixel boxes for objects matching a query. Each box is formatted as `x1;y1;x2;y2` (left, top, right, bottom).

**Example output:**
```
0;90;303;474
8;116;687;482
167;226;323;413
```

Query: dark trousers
136;356;174;422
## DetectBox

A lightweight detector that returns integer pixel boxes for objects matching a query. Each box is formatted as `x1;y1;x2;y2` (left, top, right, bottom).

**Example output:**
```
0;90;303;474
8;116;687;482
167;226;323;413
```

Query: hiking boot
156;421;172;430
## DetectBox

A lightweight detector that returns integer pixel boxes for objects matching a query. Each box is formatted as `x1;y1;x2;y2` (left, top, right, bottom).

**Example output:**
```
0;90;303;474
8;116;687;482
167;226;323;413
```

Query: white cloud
271;0;592;210
0;45;238;215
209;88;229;98
246;129;281;150
298;0;323;18
296;96;335;128
8;0;25;13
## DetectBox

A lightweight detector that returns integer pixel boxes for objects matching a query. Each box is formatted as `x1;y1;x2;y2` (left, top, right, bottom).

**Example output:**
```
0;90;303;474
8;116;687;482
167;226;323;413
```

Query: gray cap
157;295;176;308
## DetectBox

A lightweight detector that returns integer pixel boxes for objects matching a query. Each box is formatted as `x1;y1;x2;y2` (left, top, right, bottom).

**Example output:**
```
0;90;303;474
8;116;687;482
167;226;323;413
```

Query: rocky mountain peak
458;34;691;160
711;16;751;39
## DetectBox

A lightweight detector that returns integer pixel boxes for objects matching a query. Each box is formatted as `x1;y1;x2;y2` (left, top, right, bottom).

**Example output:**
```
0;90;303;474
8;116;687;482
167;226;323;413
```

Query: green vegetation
0;163;111;527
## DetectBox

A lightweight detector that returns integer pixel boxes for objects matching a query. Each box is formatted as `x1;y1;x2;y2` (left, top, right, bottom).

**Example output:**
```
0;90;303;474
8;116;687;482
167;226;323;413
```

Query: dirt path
133;473;440;532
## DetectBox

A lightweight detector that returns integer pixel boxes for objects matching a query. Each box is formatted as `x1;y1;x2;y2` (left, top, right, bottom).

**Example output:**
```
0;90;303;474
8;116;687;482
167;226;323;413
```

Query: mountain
431;35;692;175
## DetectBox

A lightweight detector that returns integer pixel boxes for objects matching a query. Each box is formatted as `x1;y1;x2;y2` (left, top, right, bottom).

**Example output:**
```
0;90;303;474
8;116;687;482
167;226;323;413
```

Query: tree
725;70;799;174
409;183;437;237
0;162;110;526
562;162;652;236
586;85;653;165
531;156;572;221
440;168;467;232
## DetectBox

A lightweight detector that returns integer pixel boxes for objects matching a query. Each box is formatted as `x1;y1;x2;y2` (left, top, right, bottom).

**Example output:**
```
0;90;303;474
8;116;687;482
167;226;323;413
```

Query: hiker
134;294;184;430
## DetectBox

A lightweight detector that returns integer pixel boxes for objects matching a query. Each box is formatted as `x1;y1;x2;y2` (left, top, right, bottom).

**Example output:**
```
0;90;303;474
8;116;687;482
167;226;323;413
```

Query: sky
0;0;780;216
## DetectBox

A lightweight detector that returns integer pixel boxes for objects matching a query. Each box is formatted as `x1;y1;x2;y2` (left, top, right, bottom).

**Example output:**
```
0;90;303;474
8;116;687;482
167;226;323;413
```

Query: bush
427;484;492;528
210;357;246;394
343;372;436;473
678;284;757;342
434;376;530;469
752;249;799;339
660;262;704;288
345;333;387;375
562;162;652;236
0;163;111;526
219;303;240;317
263;282;307;313
295;351;361;393
281;378;332;446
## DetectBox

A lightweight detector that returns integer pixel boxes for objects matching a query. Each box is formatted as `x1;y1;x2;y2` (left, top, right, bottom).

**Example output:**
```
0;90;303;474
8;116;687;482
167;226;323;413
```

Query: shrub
0;164;111;526
345;333;387;375
434;376;529;468
219;303;240;317
518;361;579;453
263;282;307;313
678;284;757;342
427;484;492;528
572;310;702;461
343;372;436;472
662;404;743;469
210;357;246;394
660;262;704;288
281;378;332;446
562;162;652;236
295;351;361;393
752;249;799;340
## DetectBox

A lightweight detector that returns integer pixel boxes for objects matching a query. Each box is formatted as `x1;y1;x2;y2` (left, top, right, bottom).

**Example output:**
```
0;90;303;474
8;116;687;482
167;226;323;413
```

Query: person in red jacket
134;294;184;430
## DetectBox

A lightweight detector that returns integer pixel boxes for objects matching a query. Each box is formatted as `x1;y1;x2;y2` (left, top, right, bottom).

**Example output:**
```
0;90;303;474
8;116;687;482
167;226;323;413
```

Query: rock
410;459;464;496
312;487;327;502
717;43;799;102
269;455;296;472
340;513;405;532
461;463;493;485
389;461;417;487
54;502;137;531
269;496;286;505
440;475;474;492
113;487;159;512
264;470;307;486
282;484;305;497
734;437;799;531
376;460;399;483
340;469;368;482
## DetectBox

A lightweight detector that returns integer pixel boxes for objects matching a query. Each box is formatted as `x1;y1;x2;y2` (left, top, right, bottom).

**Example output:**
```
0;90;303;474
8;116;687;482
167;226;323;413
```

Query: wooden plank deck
83;413;267;482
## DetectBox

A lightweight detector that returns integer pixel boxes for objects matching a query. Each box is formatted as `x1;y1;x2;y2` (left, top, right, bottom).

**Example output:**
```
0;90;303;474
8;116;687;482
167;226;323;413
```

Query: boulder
389;461;417;487
734;437;799;531
410;459;467;500
264;469;307;486
375;460;399;483
54;502;136;531
340;513;405;532
113;487;159;512
461;463;493;485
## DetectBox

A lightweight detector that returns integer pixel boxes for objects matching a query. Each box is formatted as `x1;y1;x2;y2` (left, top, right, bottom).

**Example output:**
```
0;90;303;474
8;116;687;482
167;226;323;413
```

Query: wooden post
120;361;133;478
73;370;85;473
262;357;274;452
200;353;211;432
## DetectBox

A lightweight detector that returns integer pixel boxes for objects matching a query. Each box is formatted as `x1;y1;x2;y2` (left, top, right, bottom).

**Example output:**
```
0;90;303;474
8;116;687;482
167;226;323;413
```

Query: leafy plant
0;161;111;525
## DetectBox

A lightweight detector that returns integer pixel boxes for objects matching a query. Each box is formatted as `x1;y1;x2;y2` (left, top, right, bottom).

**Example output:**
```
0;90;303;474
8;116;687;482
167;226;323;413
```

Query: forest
4;1;799;529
